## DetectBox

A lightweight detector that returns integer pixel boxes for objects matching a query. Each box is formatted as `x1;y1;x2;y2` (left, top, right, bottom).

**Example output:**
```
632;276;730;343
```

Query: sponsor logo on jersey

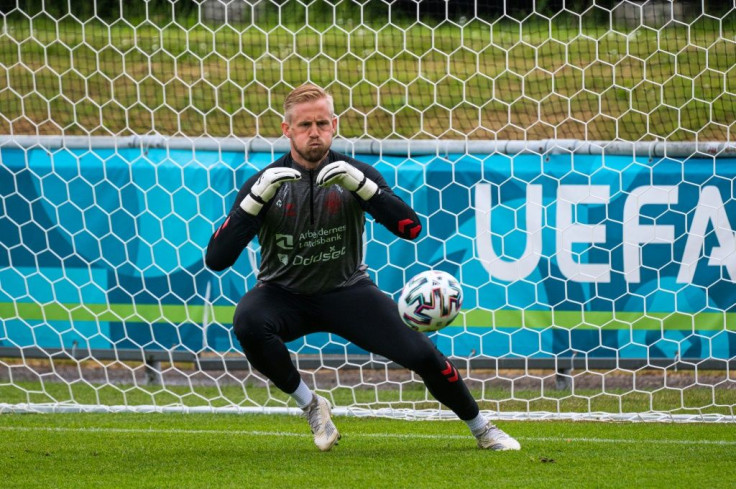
297;226;345;248
275;234;294;249
272;227;347;267
292;246;346;266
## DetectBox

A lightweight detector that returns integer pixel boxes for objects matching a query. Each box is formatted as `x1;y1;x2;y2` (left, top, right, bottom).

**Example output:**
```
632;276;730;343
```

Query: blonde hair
283;84;334;122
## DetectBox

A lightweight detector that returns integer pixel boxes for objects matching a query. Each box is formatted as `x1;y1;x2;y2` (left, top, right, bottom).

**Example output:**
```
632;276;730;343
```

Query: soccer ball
397;270;463;332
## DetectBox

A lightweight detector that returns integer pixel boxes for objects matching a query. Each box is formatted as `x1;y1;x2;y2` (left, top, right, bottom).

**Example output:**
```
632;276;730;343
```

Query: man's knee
233;307;274;347
404;343;446;375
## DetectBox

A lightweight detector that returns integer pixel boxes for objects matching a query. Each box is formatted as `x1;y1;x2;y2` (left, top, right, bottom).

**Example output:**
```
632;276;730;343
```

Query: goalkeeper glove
240;167;302;215
316;161;378;201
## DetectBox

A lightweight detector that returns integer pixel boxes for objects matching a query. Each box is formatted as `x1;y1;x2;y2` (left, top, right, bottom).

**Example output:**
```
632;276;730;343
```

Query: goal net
1;0;734;421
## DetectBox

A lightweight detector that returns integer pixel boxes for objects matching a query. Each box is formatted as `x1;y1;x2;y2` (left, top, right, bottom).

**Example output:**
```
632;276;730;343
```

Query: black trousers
232;279;479;420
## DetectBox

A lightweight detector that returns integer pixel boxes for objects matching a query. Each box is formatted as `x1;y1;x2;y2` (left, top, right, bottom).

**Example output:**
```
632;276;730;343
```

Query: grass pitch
1;413;735;489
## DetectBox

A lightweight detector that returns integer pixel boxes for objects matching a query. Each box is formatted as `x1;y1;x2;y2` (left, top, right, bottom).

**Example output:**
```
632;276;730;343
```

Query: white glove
240;167;301;215
316;161;378;201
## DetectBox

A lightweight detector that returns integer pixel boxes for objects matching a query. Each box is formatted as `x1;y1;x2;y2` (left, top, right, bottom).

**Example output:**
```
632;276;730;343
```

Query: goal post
1;1;735;421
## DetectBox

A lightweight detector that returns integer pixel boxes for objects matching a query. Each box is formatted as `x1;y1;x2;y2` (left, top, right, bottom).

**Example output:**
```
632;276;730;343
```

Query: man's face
282;97;337;168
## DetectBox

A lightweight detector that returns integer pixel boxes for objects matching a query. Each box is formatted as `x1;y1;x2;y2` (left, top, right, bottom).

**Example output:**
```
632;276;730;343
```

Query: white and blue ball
397;270;463;333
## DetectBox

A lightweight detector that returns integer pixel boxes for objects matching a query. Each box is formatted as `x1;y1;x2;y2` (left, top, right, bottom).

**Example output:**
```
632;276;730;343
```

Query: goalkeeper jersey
205;150;422;295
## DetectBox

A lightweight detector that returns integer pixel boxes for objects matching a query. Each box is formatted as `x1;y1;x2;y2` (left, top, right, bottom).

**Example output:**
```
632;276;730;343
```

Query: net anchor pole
555;353;575;390
202;281;213;352
145;355;163;386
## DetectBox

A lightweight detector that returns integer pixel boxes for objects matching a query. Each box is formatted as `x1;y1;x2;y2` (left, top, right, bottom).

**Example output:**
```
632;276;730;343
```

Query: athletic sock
464;413;489;436
290;379;314;409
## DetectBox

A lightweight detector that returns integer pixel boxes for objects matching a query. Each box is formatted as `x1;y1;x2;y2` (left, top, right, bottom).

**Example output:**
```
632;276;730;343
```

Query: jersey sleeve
204;172;263;271
353;161;423;241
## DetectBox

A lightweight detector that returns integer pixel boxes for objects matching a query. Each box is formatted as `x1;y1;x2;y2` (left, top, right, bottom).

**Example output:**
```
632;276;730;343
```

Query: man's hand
240;167;302;215
316;161;378;200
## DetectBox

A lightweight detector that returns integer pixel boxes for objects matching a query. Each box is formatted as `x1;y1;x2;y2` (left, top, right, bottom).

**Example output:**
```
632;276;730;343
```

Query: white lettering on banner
623;186;678;283
475;183;543;281
677;186;736;282
475;184;736;284
556;185;611;283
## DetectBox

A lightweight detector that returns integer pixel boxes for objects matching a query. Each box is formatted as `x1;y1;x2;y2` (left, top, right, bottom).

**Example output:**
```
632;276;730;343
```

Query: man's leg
232;284;340;451
232;285;306;393
314;281;477;417
314;281;520;450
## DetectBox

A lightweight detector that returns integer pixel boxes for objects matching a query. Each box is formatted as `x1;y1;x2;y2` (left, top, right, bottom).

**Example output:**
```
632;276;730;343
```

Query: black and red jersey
206;150;422;295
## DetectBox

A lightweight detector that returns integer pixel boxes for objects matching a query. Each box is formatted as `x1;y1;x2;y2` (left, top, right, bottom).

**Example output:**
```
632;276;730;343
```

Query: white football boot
302;394;340;451
475;421;521;451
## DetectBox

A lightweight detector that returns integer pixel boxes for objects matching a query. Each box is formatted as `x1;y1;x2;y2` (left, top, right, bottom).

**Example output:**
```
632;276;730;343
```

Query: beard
294;140;329;164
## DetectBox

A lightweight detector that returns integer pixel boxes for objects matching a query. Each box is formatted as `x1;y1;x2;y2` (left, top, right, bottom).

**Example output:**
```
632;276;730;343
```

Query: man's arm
358;164;422;240
205;164;301;271
317;159;422;240
204;177;261;271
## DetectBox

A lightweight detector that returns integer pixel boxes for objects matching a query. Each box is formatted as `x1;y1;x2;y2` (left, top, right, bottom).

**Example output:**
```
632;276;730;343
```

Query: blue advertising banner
1;147;735;360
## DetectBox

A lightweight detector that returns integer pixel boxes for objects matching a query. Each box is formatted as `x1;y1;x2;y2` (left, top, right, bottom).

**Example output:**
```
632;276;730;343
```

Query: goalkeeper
205;84;520;452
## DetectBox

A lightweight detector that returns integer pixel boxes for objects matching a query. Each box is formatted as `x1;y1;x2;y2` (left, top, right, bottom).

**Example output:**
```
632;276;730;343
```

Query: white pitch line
1;425;735;446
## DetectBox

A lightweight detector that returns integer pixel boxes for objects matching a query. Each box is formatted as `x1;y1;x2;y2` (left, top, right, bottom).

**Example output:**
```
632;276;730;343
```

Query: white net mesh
1;1;735;421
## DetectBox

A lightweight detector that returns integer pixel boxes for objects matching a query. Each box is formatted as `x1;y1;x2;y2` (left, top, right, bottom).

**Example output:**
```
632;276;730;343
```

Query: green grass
1;412;735;488
0;13;734;141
